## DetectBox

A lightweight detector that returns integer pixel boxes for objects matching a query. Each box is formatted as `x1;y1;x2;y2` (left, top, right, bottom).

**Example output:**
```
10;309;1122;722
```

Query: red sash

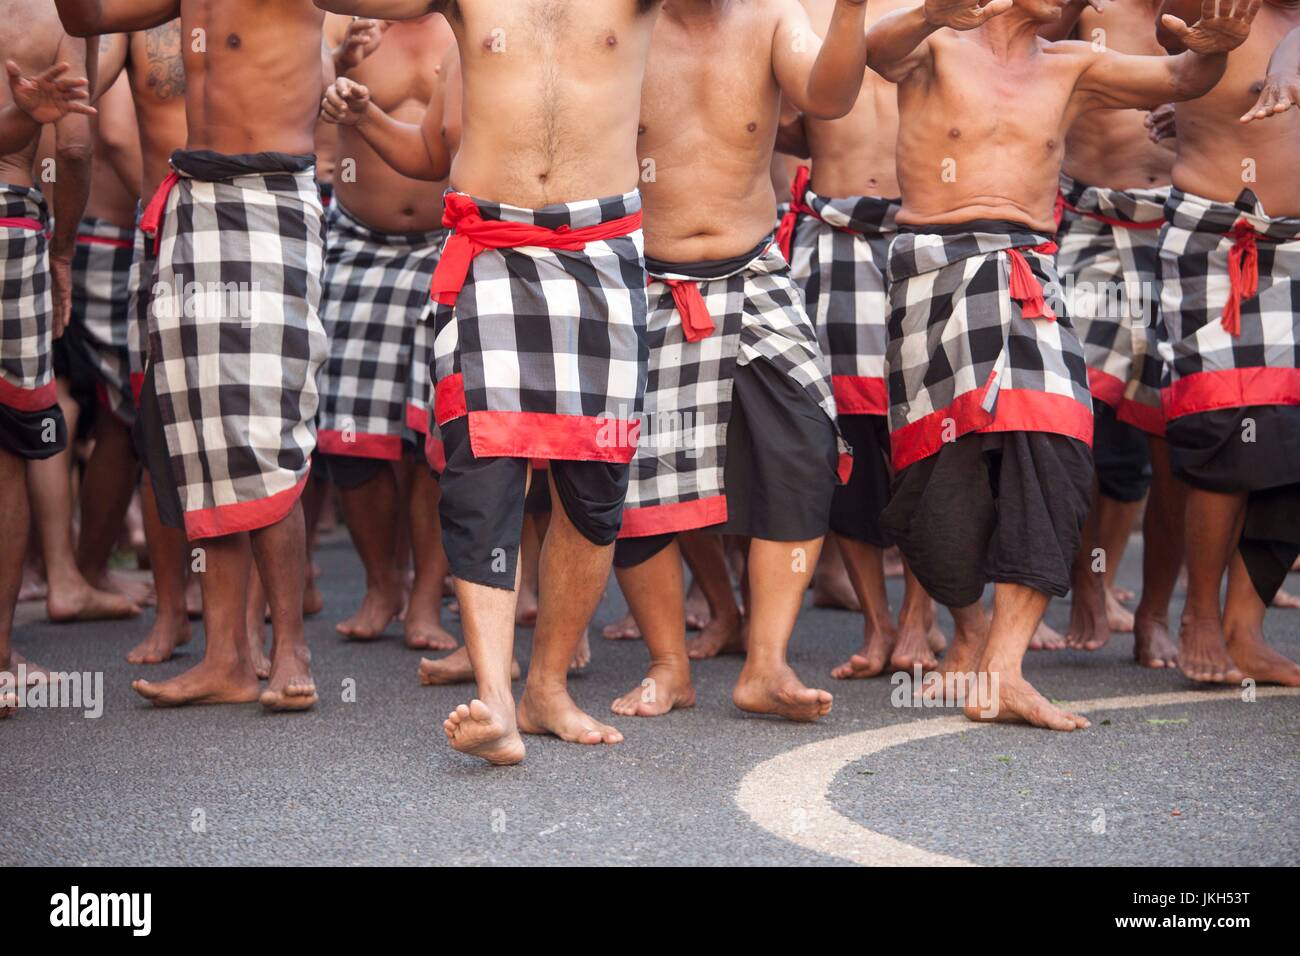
139;171;182;254
1221;219;1275;337
1007;242;1059;321
775;165;812;261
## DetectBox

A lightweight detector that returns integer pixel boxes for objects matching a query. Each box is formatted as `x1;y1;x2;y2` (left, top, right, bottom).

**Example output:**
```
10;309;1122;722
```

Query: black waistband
902;218;1038;237
645;233;772;280
171;149;316;182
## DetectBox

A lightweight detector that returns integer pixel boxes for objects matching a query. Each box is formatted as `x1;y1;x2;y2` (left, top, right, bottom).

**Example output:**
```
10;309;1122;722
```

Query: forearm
50;145;93;261
0;106;40;155
865;6;937;76
55;0;179;36
803;0;869;119
352;106;443;181
314;0;438;18
1168;49;1228;101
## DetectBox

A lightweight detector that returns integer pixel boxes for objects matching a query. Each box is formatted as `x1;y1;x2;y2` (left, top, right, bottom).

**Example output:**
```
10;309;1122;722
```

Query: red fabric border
1163;367;1300;420
184;471;311;540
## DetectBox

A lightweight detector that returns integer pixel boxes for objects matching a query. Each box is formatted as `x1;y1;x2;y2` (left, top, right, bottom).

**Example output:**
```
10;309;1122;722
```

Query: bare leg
405;464;455;650
830;535;896;679
611;540;696;717
515;513;541;627
335;465;404;640
250;504;317;710
132;532;261;706
965;583;1090;731
680;530;742;659
892;561;940;672
732;537;833;721
127;472;192;664
516;471;623;745
1;447;32;717
1096;493;1141;632
811;536;861;611
1179;486;1246;684
1132;436;1183;668
243;563;272;679
300;474;326;616
1065;484;1111;650
1223;550;1300;685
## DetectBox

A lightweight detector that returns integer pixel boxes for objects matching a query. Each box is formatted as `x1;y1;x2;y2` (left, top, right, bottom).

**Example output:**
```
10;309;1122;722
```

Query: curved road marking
736;686;1300;866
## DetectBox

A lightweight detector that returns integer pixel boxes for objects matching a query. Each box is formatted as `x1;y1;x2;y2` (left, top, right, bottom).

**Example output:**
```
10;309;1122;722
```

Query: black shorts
829;413;893;547
0;402;67;460
614;356;839;569
438;416;629;590
318;442;419;491
132;363;185;530
51;324;99;437
1093;401;1151;503
1168;404;1300;604
881;430;1094;608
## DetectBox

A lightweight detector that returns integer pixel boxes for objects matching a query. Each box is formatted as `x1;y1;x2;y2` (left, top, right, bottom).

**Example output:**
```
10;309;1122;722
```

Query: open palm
6;61;95;124
1162;0;1260;56
923;0;1014;31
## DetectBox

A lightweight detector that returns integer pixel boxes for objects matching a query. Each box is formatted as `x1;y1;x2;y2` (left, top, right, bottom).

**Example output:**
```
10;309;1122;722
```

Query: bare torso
85;74;140;227
0;0;70;187
896;28;1094;231
177;0;325;155
1062;0;1173;190
125;23;188;197
335;15;453;231
447;0;659;207
1169;1;1300;214
638;0;787;261
803;0;914;198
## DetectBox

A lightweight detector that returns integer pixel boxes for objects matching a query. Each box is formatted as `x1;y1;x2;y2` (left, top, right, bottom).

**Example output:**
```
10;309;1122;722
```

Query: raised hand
1240;67;1300;122
5;60;96;124
336;17;389;72
923;0;1014;31
1161;0;1260;56
321;76;371;126
1145;102;1177;142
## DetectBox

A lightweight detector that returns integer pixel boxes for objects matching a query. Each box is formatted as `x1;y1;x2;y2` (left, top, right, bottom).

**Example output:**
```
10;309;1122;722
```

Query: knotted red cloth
1222;218;1272;337
775;164;812;262
656;277;714;342
431;192;643;306
139;170;181;254
1006;242;1059;321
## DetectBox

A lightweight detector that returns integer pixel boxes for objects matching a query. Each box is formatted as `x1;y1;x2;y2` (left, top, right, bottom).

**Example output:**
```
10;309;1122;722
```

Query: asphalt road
3;533;1297;866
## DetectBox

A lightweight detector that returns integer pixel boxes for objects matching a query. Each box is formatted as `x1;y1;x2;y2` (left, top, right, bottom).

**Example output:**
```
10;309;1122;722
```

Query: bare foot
831;623;894;680
733;663;832;722
1226;627;1300;686
611;660;696;717
245;624;272;680
1177;617;1244;684
185;577;203;619
963;668;1089;731
403;604;457;651
1065;581;1110;651
601;611;641;641
126;612;192;664
1028;619;1068;650
259;647;318;711
1105;587;1135;633
1272;587;1300;609
336;585;403;641
687;611;745;659
47;582;140;623
890;606;938;673
418;646;521;686
517;685;624;744
88;569;155;608
515;585;538;627
133;657;261;707
570;629;591;673
684;580;711;630
444;698;526;765
303;582;324;617
1112;585;1136;603
812;568;861;611
1132;612;1179;669
18;566;47;602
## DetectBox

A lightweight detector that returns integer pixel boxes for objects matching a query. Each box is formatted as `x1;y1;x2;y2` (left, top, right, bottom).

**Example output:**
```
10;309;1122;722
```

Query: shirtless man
1;6;98;718
781;0;952;681
318;0;664;765
93;21;192;665
315;12;456;650
1043;0;1183;669
1154;0;1300;686
58;0;332;712
850;0;1258;729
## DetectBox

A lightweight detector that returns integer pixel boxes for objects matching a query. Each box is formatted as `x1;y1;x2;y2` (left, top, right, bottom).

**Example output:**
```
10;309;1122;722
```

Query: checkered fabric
70;217;136;424
125;203;153;406
1055;173;1168;435
1157;187;1300;421
148;149;327;539
786;183;899;416
316;199;444;461
620;239;846;537
886;225;1093;471
0;183;54;411
431;190;648;463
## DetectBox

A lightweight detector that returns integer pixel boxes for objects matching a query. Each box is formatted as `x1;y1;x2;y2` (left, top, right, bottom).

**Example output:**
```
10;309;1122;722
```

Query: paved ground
3;533;1297;866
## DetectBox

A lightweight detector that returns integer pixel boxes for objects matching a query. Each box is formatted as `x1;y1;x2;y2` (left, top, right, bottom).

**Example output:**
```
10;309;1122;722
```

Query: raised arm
1073;0;1259;111
0;61;96;154
865;0;1012;82
314;0;447;18
320;76;449;181
784;0;867;120
1241;23;1300;122
93;33;130;99
54;0;180;36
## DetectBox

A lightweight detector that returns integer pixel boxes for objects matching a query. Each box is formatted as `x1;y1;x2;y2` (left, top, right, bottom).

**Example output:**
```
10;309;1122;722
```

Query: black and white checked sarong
125;203;153;408
144;149;327;539
1157;187;1300;422
620;237;848;537
886;223;1093;471
786;178;898;417
0;183;55;413
70;217;136;424
316;199;444;461
430;190;647;464
1054;173;1167;435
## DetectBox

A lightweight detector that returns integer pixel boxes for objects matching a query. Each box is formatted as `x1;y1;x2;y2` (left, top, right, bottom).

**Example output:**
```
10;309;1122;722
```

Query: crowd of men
1;0;1296;765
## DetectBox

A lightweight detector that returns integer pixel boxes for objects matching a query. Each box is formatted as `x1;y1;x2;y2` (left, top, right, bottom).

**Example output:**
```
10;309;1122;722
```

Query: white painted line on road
736;686;1300;866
